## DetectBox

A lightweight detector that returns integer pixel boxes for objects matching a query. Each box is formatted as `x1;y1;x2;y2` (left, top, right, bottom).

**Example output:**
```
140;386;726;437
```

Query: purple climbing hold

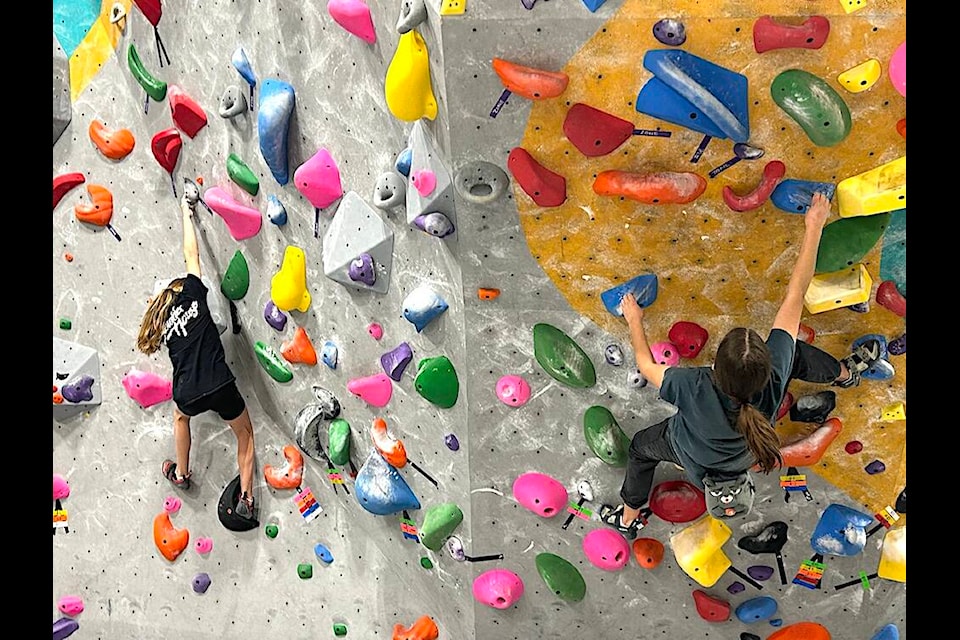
62;376;95;403
521;0;536;8
53;618;79;640
888;333;906;355
444;433;460;451
193;572;212;593
652;18;687;46
727;581;745;594
264;300;288;331
746;565;774;581
348;253;377;286
381;342;414;381
865;460;886;475
413;212;455;238
848;301;870;313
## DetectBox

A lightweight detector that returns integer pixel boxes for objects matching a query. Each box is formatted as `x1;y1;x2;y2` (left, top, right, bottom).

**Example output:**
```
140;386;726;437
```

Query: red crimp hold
169;86;208;138
54;172;86;209
875;280;906;317
492;58;569;101
692;589;730;623
753;15;830;53
507;147;567;207
722;160;786;212
563;103;635;157
668;320;709;359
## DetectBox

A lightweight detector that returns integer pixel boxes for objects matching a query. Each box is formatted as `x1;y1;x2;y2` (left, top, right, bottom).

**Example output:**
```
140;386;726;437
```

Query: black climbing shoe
789;390;836;424
599;504;643;540
835;339;882;388
162;459;191;490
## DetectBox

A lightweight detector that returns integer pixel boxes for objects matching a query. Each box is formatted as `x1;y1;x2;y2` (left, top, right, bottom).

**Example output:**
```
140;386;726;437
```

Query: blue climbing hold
734;596;777;624
582;0;607;11
600;273;658;317
853;334;894;381
321;341;338;369
810;503;874;557
395;147;413;177
266;195;288;226
232;46;257;87
402;285;449;333
314;543;334;564
354;450;421;515
770;179;837;214
258;79;296;185
871;624;899;640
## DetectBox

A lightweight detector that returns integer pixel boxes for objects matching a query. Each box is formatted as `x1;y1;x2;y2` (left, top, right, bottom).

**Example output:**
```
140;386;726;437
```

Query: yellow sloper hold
880;401;906;422
837;156;906;218
440;0;466;15
272;246;312;312
385;30;438;122
670;515;732;588
877;525;906;583
804;264;873;314
839;0;869;14
837;59;882;94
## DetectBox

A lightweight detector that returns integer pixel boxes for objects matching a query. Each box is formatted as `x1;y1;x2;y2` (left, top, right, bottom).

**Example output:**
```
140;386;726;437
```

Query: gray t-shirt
661;328;795;487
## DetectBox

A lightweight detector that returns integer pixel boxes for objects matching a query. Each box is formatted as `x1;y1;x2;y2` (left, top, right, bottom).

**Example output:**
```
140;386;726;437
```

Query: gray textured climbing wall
53;1;906;639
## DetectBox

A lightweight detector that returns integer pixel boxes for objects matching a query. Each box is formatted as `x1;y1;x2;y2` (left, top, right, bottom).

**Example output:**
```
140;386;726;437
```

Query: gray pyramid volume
322;191;395;294
54;337;102;421
405;121;456;226
53;34;72;145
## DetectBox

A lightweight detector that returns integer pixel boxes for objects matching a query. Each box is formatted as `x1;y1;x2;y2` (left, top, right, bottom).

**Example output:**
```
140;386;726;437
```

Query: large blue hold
871;624;900;640
582;0;607;11
734;596;777;624
258;79;296;186
355;450;421;515
770;179;837;214
810;503;874;557
600;273;658;317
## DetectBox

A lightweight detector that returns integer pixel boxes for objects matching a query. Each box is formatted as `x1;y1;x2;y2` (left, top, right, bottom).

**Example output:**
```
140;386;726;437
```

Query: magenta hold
193;573;212;594
411;169;437;196
195;537;214;554
444;433;460;451
57;595;84;616
650;341;680;366
582;528;631;571
367;322;384;340
496;375;531;407
122;368;173;408
472;568;524;609
53;473;71;500
512;471;568;518
163;495;182;513
347;373;393;407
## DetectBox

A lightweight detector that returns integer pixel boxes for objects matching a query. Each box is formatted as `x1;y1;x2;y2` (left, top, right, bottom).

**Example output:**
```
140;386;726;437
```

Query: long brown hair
136;278;187;355
713;327;783;473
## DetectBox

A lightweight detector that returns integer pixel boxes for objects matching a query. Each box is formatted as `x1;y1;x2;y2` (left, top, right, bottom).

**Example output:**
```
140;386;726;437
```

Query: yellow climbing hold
837;156;906;218
271;246;312;312
837;58;882;94
839;0;869;14
877;525;906;583
440;0;466;15
670;516;732;588
803;264;873;314
385;30;438;122
880;401;906;422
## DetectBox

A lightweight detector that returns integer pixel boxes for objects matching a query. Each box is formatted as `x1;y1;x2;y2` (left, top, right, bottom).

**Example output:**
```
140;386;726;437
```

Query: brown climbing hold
692;589;730;622
281;327;318;366
632;537;665;570
392;615;439;640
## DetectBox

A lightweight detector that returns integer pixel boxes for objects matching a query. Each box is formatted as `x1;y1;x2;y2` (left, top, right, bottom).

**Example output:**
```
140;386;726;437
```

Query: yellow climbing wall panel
517;0;906;514
69;0;133;101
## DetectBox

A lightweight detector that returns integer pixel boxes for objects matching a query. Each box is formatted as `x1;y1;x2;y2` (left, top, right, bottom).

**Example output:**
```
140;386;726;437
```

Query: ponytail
736;403;783;473
136;278;186;355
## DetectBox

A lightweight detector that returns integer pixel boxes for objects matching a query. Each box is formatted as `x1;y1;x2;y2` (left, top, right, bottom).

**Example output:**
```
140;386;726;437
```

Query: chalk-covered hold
218;85;247;118
403;285;449;332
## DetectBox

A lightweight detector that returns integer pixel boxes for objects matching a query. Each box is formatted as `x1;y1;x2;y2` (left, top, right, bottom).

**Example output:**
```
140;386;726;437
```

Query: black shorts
177;382;246;421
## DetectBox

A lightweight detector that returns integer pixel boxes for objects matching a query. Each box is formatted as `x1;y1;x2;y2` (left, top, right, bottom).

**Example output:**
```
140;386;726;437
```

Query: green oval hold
583;406;631;467
533;323;596;388
255;341;293;383
227;153;260;196
265;523;279;538
535;552;586;602
221;250;250;300
415;356;459;408
816;212;891;274
328;418;352;466
420;556;433;569
771;69;852;147
419;502;464;551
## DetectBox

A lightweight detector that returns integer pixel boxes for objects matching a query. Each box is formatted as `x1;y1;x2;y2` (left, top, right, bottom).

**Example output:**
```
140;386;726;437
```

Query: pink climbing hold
57;595;84;616
411;169;437;197
367;322;384;340
168;85;208;138
753;15;830;54
650;341;680;366
512;471;568;518
294;148;343;210
889;41;906;97
204;186;264;240
122;368;173;408
327;0;377;44
472;569;524;609
583;528;631;571
163;495;182;513
347;373;394;407
496;375;531;407
53;474;71;500
506;147;567;207
194;537;214;554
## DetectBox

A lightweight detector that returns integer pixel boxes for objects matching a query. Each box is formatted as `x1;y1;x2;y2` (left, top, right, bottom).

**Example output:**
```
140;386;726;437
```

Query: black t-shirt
164;274;235;406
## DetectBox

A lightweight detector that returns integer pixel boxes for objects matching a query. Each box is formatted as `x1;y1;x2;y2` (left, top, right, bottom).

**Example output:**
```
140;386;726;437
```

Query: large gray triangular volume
53;34;72;146
405;121;456;226
53;337;102;421
322;191;394;294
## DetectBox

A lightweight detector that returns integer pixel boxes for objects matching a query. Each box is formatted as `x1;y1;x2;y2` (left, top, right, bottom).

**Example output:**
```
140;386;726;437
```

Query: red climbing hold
844;440;863;454
896;118;906;139
722;160;786;212
779;417;842;468
649;480;705;524
876;280;906;317
668;320;709;359
507;147;567;207
151;128;183;175
563;103;635;157
133;0;162;27
775;391;794;421
753;15;830;54
692;589;730;622
492;58;569;101
798;323;815;344
169;86;208;138
54;173;86;209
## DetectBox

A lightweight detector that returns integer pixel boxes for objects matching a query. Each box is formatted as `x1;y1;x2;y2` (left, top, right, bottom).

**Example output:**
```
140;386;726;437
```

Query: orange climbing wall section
517;0;906;514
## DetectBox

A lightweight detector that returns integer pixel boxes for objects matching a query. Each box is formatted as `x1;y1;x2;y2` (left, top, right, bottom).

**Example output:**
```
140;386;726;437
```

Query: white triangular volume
405;121;456;226
322;191;395;294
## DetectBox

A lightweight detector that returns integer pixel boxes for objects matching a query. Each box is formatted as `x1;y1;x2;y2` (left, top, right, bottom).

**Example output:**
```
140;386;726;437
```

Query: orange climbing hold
778;417;843;468
492;58;569;101
153;511;190;562
593;170;707;205
768;622;831;640
89;120;136;160
64;253;74;262
280;327;318;366
896;118;906;138
53;393;64;404
393;615;439;640
798;323;815;343
264;445;304;490
371;417;407;468
74;184;114;227
632;537;665;570
478;288;500;300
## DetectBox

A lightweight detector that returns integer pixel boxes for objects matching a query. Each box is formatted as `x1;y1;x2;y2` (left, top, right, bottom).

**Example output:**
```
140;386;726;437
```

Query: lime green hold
415;356;459;408
227;153;260;196
420;556;433;569
59;318;72;330
255;341;293;383
328;418;352;466
533;323;596;388
220;250;250;300
771;69;852;147
333;623;348;636
583;406;631;467
265;524;279;539
535;552;587;602
297;563;312;579
816;212;891;274
419;503;463;551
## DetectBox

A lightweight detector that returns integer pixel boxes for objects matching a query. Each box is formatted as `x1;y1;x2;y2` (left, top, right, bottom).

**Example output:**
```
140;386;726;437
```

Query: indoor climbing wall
53;1;906;639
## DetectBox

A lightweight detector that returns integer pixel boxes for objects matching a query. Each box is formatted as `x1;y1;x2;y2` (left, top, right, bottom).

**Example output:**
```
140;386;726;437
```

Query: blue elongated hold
354;449;421;515
266;194;288;226
314;542;334;564
413;212;455;238
582;0;607;11
232;46;256;87
381;342;413;381
770;179;837;214
402;284;449;332
871;624;900;640
734;596;778;624
321;341;338;369
395;147;413;177
600;273;658;317
258;79;295;186
810;503;874;557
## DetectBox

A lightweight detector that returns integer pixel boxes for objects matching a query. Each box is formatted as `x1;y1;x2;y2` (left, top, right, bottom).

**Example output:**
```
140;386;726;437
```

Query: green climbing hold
771;69;852;147
328;418;352;466
227;153;260;196
533;323;596;388
59;318;72;330
815;212;891;274
333;623;348;636
535;552;587;602
265;523;279;538
255;341;294;383
297;563;313;579
414;356;459;408
583;406;631;467
420;556;433;569
419;503;464;551
220;250;250;300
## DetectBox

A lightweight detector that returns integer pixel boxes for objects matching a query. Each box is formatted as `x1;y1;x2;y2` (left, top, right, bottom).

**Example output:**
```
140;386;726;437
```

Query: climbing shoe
599;503;643;540
162;459;191;490
835;339;882;388
236;492;256;520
